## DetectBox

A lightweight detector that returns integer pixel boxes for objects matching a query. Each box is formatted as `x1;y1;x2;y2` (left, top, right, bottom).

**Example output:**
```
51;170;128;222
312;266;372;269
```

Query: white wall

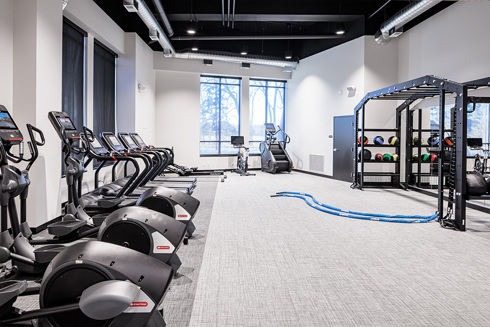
286;37;369;176
154;55;291;170
398;2;490;83
0;1;13;110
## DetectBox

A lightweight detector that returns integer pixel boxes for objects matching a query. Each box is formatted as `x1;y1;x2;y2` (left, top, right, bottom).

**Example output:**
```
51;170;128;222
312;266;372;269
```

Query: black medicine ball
413;137;424;146
373;136;384;145
427;135;439;146
358;136;368;145
358;149;372;161
388;136;399;146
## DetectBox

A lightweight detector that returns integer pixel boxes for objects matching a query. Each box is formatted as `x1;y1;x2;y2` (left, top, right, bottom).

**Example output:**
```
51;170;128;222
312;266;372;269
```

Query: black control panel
119;133;139;150
81;133;109;156
0;105;23;145
130;133;147;147
265;123;276;134
48;111;80;142
101;133;126;152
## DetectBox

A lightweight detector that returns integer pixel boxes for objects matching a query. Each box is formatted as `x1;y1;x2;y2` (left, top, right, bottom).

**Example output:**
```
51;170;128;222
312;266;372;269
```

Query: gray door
333;115;354;182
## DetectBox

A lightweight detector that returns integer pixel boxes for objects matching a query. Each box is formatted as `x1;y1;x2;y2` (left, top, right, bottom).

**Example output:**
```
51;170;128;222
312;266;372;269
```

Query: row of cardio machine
0;105;201;327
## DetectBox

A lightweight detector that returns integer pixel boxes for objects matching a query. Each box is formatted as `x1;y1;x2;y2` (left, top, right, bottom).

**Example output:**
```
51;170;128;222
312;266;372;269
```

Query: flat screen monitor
108;135;121;146
265;123;275;132
57;117;76;130
468;138;483;147
133;134;146;146
0;112;17;129
231;136;244;146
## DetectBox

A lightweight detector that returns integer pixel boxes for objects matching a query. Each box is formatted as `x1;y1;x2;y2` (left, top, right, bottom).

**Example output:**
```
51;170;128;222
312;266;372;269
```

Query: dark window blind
93;40;116;137
62;19;86;175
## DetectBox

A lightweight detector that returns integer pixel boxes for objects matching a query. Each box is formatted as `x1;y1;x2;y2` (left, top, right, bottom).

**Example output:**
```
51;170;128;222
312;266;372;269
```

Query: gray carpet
188;172;490;327
163;177;220;327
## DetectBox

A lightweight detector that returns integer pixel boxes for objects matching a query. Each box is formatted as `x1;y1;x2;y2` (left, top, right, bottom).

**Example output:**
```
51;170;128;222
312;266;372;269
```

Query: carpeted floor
188;171;490;327
8;172;490;326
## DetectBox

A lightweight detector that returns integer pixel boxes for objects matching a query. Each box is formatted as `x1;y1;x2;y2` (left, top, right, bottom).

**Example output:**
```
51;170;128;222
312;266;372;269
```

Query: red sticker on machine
130;302;148;307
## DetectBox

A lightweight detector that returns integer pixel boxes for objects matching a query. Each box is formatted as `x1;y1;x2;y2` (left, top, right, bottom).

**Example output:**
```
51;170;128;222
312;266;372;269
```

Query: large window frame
61;18;87;176
200;76;242;156
249;79;286;155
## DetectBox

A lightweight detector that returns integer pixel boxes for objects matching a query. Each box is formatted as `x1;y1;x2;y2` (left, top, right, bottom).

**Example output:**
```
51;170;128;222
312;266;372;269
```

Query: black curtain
62;19;85;130
62;19;86;175
93;40;116;137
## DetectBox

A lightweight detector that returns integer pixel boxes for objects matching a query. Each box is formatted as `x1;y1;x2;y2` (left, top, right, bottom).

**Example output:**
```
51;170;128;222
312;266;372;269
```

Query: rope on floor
271;192;438;223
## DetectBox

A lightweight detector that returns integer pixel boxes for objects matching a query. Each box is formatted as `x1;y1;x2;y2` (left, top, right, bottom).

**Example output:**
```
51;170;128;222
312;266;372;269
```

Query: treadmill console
0;105;23;144
102;133;126;152
120;134;139;150
130;133;147;147
265;123;276;134
82;133;109;155
48;111;80;141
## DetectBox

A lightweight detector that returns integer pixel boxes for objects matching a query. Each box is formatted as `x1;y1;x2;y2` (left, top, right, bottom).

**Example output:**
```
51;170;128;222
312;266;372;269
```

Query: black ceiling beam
167;14;362;22
172;35;344;41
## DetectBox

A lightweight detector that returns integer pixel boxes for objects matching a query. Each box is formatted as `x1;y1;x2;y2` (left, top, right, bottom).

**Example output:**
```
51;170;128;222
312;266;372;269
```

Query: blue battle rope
271;192;438;223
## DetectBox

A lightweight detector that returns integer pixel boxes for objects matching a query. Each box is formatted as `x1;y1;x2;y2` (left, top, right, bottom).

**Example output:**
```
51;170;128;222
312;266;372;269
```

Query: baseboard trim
293;169;334;179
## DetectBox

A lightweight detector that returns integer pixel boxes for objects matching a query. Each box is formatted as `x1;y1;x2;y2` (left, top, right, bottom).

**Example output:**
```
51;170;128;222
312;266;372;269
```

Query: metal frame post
438;90;445;222
454;86;468;231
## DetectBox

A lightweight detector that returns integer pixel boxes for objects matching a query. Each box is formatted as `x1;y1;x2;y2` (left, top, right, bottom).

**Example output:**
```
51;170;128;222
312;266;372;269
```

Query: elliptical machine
259;123;293;174
0;241;174;326
231;136;255;176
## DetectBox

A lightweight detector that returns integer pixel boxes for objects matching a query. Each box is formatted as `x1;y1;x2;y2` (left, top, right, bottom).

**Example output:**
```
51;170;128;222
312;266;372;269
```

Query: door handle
333;148;338;152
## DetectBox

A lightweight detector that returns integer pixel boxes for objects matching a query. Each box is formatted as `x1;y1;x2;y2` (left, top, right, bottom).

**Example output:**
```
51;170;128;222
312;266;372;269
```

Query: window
62;19;86;175
200;76;241;155
93;40;117;138
249;79;286;154
430;102;490;156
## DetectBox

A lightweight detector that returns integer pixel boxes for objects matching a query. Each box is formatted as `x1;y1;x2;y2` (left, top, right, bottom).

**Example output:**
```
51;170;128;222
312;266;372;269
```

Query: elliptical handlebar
25;124;45;171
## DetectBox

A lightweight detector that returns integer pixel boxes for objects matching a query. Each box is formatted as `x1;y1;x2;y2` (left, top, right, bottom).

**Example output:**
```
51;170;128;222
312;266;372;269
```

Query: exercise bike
231;136;255;176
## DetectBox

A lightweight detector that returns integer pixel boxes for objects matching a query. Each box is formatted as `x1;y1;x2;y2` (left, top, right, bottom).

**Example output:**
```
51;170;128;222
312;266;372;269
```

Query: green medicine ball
383;154;392;162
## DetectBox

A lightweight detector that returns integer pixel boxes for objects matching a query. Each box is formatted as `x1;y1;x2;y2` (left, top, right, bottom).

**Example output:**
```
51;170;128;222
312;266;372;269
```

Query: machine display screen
134;135;146;146
57;117;76;130
108;135;121;146
92;138;104;148
231;136;244;146
0;112;17;129
265;123;275;131
123;135;138;148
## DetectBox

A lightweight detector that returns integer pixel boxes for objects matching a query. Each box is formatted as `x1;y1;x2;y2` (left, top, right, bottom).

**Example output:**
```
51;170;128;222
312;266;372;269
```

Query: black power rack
353;75;490;231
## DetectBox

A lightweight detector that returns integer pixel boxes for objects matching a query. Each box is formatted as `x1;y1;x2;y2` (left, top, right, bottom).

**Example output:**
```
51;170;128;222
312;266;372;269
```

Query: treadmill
118;132;197;184
100;132;194;195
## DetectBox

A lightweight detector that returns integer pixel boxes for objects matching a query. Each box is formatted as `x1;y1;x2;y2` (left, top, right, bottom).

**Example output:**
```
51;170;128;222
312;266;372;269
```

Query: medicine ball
388;136;399;146
413;136;424;146
427;135;439;146
391;154;399;162
430;153;437;162
373;136;384;145
358;149;372;161
358;136;368;145
374;153;383;161
412;154;419;162
444;136;455;146
383;154;392;162
467;172;487;196
421;154;430;162
444;150;452;161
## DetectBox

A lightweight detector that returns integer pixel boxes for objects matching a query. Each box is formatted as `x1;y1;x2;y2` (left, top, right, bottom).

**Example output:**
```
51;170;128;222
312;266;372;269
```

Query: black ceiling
93;0;454;60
